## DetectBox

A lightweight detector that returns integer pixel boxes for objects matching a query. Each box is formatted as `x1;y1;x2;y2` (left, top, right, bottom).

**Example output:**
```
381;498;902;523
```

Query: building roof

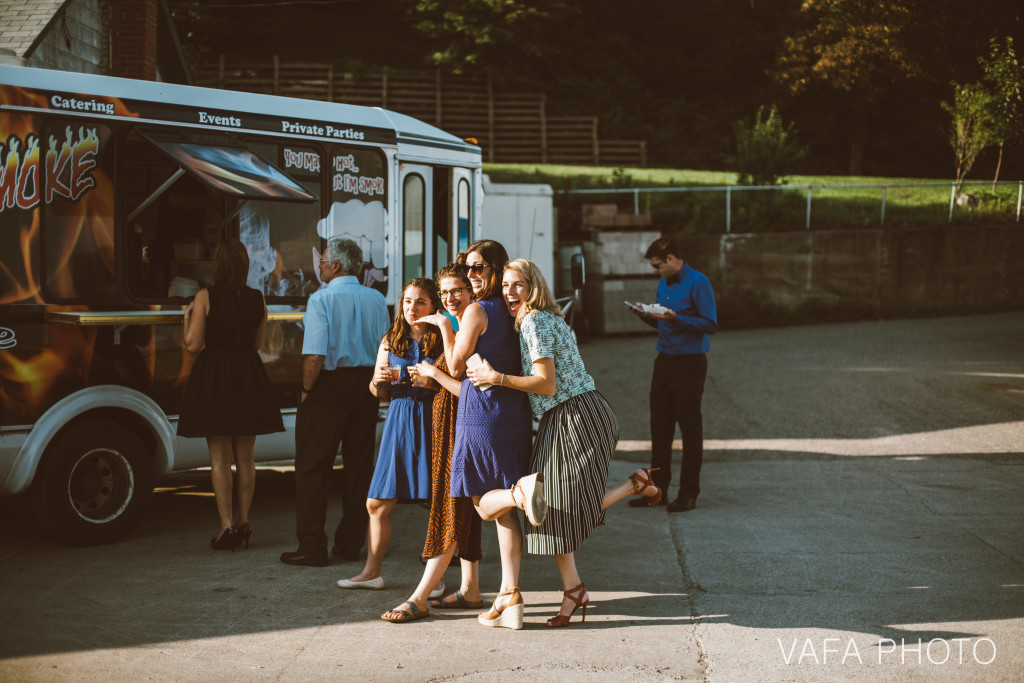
0;0;69;58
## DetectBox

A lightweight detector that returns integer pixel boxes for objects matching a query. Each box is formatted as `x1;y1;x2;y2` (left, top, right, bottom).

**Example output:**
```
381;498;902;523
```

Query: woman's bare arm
183;289;209;354
467;357;556;396
449;303;487;378
368;341;392;399
254;292;268;350
414;361;462;397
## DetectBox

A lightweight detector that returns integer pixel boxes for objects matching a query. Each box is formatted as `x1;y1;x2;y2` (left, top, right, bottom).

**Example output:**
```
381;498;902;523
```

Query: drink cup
388;365;402;382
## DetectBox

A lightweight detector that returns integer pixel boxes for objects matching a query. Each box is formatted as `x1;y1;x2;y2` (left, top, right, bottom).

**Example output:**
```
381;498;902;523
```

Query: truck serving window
328;146;388;296
239;141;324;300
125;130;226;301
141;132;316;202
124;130;318;302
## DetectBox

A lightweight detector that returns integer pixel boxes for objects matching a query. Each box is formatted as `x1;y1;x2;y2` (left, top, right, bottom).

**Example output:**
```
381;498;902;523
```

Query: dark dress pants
294;366;377;556
649;352;708;499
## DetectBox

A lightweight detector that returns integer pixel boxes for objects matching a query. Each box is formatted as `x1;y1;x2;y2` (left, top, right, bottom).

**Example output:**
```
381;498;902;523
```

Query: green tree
406;0;574;74
941;82;996;196
978;36;1024;190
775;0;921;175
728;106;806;187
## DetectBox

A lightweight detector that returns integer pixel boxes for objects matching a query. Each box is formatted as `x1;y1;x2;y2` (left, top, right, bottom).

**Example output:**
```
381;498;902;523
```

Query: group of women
178;237;662;628
339;239;664;628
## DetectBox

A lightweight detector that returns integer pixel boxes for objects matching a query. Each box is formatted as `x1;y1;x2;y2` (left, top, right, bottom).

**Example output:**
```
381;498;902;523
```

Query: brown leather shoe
280;550;329;567
667;497;697;512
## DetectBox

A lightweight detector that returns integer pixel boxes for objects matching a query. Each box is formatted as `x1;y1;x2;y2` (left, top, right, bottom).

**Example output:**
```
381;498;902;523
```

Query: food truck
0;64;483;544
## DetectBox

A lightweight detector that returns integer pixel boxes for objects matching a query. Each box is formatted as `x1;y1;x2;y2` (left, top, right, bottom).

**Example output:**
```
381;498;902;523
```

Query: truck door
399;164;460;282
399;164;433;282
452;168;473;256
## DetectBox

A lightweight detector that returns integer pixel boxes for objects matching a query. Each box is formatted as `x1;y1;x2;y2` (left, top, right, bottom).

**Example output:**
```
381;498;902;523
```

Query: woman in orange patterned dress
381;262;483;623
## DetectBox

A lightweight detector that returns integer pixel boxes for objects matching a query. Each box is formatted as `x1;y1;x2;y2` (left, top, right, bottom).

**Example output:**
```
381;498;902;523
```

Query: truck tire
30;420;155;545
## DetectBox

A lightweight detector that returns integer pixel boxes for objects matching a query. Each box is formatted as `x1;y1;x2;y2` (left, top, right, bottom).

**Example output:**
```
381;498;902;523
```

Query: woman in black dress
178;239;284;550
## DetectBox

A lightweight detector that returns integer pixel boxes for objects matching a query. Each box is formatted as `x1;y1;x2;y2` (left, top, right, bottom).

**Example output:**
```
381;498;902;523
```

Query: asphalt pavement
1;312;1022;682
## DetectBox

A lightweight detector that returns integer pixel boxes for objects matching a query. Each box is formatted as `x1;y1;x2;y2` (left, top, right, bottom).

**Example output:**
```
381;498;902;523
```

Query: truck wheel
30;420;155;545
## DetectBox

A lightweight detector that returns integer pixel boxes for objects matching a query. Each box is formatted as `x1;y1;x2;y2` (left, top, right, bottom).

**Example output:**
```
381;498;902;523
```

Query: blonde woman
467;258;662;627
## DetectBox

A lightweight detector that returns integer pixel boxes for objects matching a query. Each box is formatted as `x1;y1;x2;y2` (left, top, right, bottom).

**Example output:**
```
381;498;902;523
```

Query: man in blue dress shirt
629;236;718;512
281;237;390;566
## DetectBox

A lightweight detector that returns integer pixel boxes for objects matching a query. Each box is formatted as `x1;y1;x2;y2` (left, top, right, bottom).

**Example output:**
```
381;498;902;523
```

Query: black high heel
237;522;252;550
211;526;239;551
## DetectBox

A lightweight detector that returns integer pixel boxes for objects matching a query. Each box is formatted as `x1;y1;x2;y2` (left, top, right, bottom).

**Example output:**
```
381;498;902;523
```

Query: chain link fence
559;179;1024;233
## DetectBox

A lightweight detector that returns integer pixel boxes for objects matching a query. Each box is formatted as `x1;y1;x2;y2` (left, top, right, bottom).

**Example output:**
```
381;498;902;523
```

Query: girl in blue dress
338;278;441;591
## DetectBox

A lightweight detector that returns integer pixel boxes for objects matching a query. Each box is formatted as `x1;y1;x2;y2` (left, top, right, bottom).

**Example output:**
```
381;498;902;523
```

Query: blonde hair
504;258;563;331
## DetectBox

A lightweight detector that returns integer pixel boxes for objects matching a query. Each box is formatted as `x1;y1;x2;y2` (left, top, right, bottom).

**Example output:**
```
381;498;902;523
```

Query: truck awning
140;130;317;203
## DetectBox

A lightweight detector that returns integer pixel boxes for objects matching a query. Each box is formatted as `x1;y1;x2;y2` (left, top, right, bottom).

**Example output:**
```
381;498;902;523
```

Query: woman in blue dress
426;240;541;630
337;278;441;591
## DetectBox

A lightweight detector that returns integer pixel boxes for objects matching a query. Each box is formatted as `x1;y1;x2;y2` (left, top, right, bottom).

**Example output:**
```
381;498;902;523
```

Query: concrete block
583;276;661;335
612;214;652;227
583;214;618;227
585;230;661;276
582;204;618;220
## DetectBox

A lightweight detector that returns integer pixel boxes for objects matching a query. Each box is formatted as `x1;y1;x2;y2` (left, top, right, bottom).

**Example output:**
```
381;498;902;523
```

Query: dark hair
213;239;249;289
644;236;680;261
435;262;471;288
465;239;509;300
385;277;443;359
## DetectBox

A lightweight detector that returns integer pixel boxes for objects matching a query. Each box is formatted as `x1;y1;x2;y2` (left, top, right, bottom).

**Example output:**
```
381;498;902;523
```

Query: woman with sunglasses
466;258;663;628
380;261;485;623
420;240;541;630
337;278;441;601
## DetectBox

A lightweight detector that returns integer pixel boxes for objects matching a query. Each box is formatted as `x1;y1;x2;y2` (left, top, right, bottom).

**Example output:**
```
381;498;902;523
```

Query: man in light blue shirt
629;236;717;513
281;237;389;567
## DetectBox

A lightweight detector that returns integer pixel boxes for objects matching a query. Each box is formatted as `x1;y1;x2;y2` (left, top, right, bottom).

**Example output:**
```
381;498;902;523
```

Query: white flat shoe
429;581;445;600
512;472;548;527
336;576;385;590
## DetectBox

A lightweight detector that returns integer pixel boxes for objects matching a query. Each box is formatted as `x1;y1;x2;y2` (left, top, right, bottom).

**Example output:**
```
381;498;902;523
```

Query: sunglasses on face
464;263;490;275
438;287;468;299
650;260;665;270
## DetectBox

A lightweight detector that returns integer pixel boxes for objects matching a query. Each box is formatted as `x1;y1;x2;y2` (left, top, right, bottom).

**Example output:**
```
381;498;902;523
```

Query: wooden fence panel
196;57;647;166
598;140;648;168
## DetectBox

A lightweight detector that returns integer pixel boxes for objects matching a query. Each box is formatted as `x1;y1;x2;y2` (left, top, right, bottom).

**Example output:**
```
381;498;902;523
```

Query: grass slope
484;164;1022;233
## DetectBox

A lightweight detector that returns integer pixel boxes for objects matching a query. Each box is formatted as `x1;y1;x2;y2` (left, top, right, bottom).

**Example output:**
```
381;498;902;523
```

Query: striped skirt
526;390;619;555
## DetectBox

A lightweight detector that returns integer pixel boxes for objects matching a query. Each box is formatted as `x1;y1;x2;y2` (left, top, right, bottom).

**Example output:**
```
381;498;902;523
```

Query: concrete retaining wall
582;224;1024;332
